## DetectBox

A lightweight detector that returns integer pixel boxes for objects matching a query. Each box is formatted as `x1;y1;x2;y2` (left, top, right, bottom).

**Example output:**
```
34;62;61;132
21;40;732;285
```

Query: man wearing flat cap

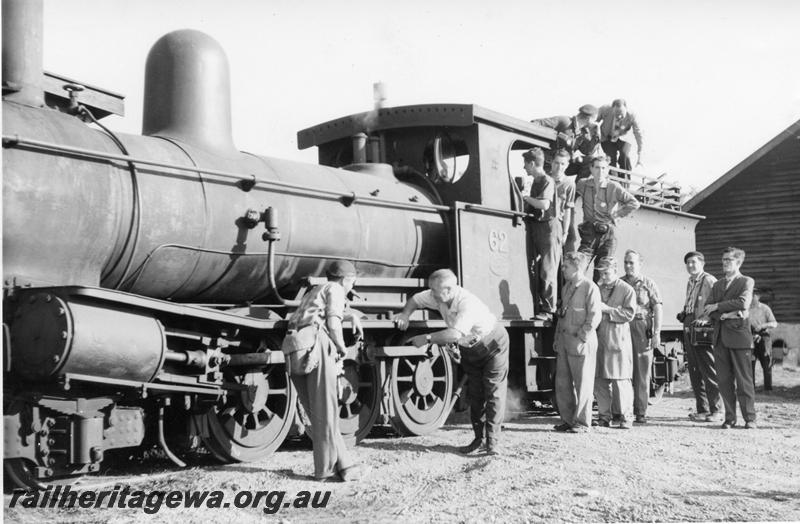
531;104;601;177
679;251;721;422
285;260;367;481
593;257;636;429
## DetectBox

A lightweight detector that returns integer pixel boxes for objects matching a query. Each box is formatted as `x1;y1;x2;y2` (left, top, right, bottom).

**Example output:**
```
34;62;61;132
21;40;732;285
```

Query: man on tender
702;247;757;429
597;99;644;172
576;155;640;282
620;249;663;424
593;257;636;429
531;104;600;177
553;252;602;433
394;269;509;455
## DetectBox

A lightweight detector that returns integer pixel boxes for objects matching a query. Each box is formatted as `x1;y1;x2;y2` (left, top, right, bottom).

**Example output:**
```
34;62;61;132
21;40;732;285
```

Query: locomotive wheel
389;345;454;436
200;363;296;463
4;458;83;491
338;359;381;443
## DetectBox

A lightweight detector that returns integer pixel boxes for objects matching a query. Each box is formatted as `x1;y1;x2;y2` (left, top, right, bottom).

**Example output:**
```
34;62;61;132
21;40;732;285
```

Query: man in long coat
593;257;636;428
553;252;602;433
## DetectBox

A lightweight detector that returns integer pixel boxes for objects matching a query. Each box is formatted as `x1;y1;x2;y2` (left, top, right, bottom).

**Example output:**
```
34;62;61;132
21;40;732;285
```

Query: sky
40;0;800;195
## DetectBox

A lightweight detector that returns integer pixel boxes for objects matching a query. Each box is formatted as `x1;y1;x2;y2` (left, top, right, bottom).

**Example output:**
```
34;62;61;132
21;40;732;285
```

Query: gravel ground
5;364;800;523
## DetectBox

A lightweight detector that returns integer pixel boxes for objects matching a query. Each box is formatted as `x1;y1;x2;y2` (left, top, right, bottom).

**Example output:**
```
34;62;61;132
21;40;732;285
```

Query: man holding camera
576;155;640;282
679;251;721;423
749;289;777;391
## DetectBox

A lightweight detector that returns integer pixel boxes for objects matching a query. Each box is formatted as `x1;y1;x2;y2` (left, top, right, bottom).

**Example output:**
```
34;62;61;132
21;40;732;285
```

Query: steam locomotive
2;0;700;489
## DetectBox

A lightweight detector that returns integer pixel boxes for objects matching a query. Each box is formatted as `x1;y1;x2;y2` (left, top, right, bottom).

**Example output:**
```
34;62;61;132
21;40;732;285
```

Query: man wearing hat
575;156;640;282
393;269;509;456
593;257;636;429
597;99;644;172
679;251;721;422
531;104;600;177
285;260;367;481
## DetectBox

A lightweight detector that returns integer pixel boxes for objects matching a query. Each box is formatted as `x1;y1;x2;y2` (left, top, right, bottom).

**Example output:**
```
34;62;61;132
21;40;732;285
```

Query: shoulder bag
281;324;321;375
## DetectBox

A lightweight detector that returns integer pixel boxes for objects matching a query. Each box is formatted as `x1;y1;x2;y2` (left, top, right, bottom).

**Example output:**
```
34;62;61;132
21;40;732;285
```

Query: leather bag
690;325;714;347
281;325;321;375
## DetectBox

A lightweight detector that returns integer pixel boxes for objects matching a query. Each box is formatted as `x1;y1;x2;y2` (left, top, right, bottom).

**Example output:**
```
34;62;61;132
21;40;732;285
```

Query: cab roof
297;103;557;150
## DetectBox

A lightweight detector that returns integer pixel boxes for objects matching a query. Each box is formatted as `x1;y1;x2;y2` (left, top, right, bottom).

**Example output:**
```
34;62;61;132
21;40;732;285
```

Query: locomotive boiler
3;0;701;489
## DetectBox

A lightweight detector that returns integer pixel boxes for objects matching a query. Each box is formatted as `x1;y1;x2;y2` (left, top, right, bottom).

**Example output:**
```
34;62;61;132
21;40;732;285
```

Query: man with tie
679;251;721;423
702;247;757;429
575;156;640;282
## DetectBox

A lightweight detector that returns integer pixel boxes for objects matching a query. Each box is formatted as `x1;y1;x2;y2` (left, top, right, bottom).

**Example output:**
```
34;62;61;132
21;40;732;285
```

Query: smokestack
142;30;236;155
2;0;45;107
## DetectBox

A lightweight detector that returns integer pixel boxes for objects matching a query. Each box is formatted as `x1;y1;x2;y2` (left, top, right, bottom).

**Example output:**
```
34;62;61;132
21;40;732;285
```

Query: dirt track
5;364;800;523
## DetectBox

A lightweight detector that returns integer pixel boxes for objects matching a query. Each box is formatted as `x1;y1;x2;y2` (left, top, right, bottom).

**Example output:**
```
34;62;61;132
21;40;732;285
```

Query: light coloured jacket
555;278;602;357
596;279;636;379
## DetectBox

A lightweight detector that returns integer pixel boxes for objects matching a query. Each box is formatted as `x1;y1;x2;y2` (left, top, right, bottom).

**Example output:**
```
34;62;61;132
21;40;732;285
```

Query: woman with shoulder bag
282;260;367;482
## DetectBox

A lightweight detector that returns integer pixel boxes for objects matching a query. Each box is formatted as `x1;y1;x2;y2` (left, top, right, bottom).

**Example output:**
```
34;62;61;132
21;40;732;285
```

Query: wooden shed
684;118;800;325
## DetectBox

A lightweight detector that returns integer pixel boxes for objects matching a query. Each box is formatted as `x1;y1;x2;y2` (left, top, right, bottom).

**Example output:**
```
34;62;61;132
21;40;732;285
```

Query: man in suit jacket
703;247;757;429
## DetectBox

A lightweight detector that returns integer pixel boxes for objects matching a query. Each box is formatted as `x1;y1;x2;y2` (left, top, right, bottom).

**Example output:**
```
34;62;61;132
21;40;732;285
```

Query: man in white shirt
394;269;509;455
749;289;778;391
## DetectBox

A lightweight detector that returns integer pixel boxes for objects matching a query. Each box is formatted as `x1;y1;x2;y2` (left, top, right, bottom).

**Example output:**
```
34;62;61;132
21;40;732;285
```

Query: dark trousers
714;344;756;424
752;335;773;390
601;140;632;171
530;219;562;314
461;323;509;442
577;222;617;282
683;329;721;415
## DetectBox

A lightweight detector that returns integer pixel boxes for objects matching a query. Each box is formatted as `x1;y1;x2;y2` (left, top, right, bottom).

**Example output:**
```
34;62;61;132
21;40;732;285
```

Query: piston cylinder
9;292;166;382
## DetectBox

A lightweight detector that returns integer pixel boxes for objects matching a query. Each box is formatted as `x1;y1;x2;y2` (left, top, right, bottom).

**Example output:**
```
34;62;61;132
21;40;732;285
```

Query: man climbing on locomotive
393;269;509;456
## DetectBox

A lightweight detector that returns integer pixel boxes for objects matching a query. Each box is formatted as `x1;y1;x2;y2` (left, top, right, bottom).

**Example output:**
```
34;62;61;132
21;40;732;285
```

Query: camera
593;222;610;234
